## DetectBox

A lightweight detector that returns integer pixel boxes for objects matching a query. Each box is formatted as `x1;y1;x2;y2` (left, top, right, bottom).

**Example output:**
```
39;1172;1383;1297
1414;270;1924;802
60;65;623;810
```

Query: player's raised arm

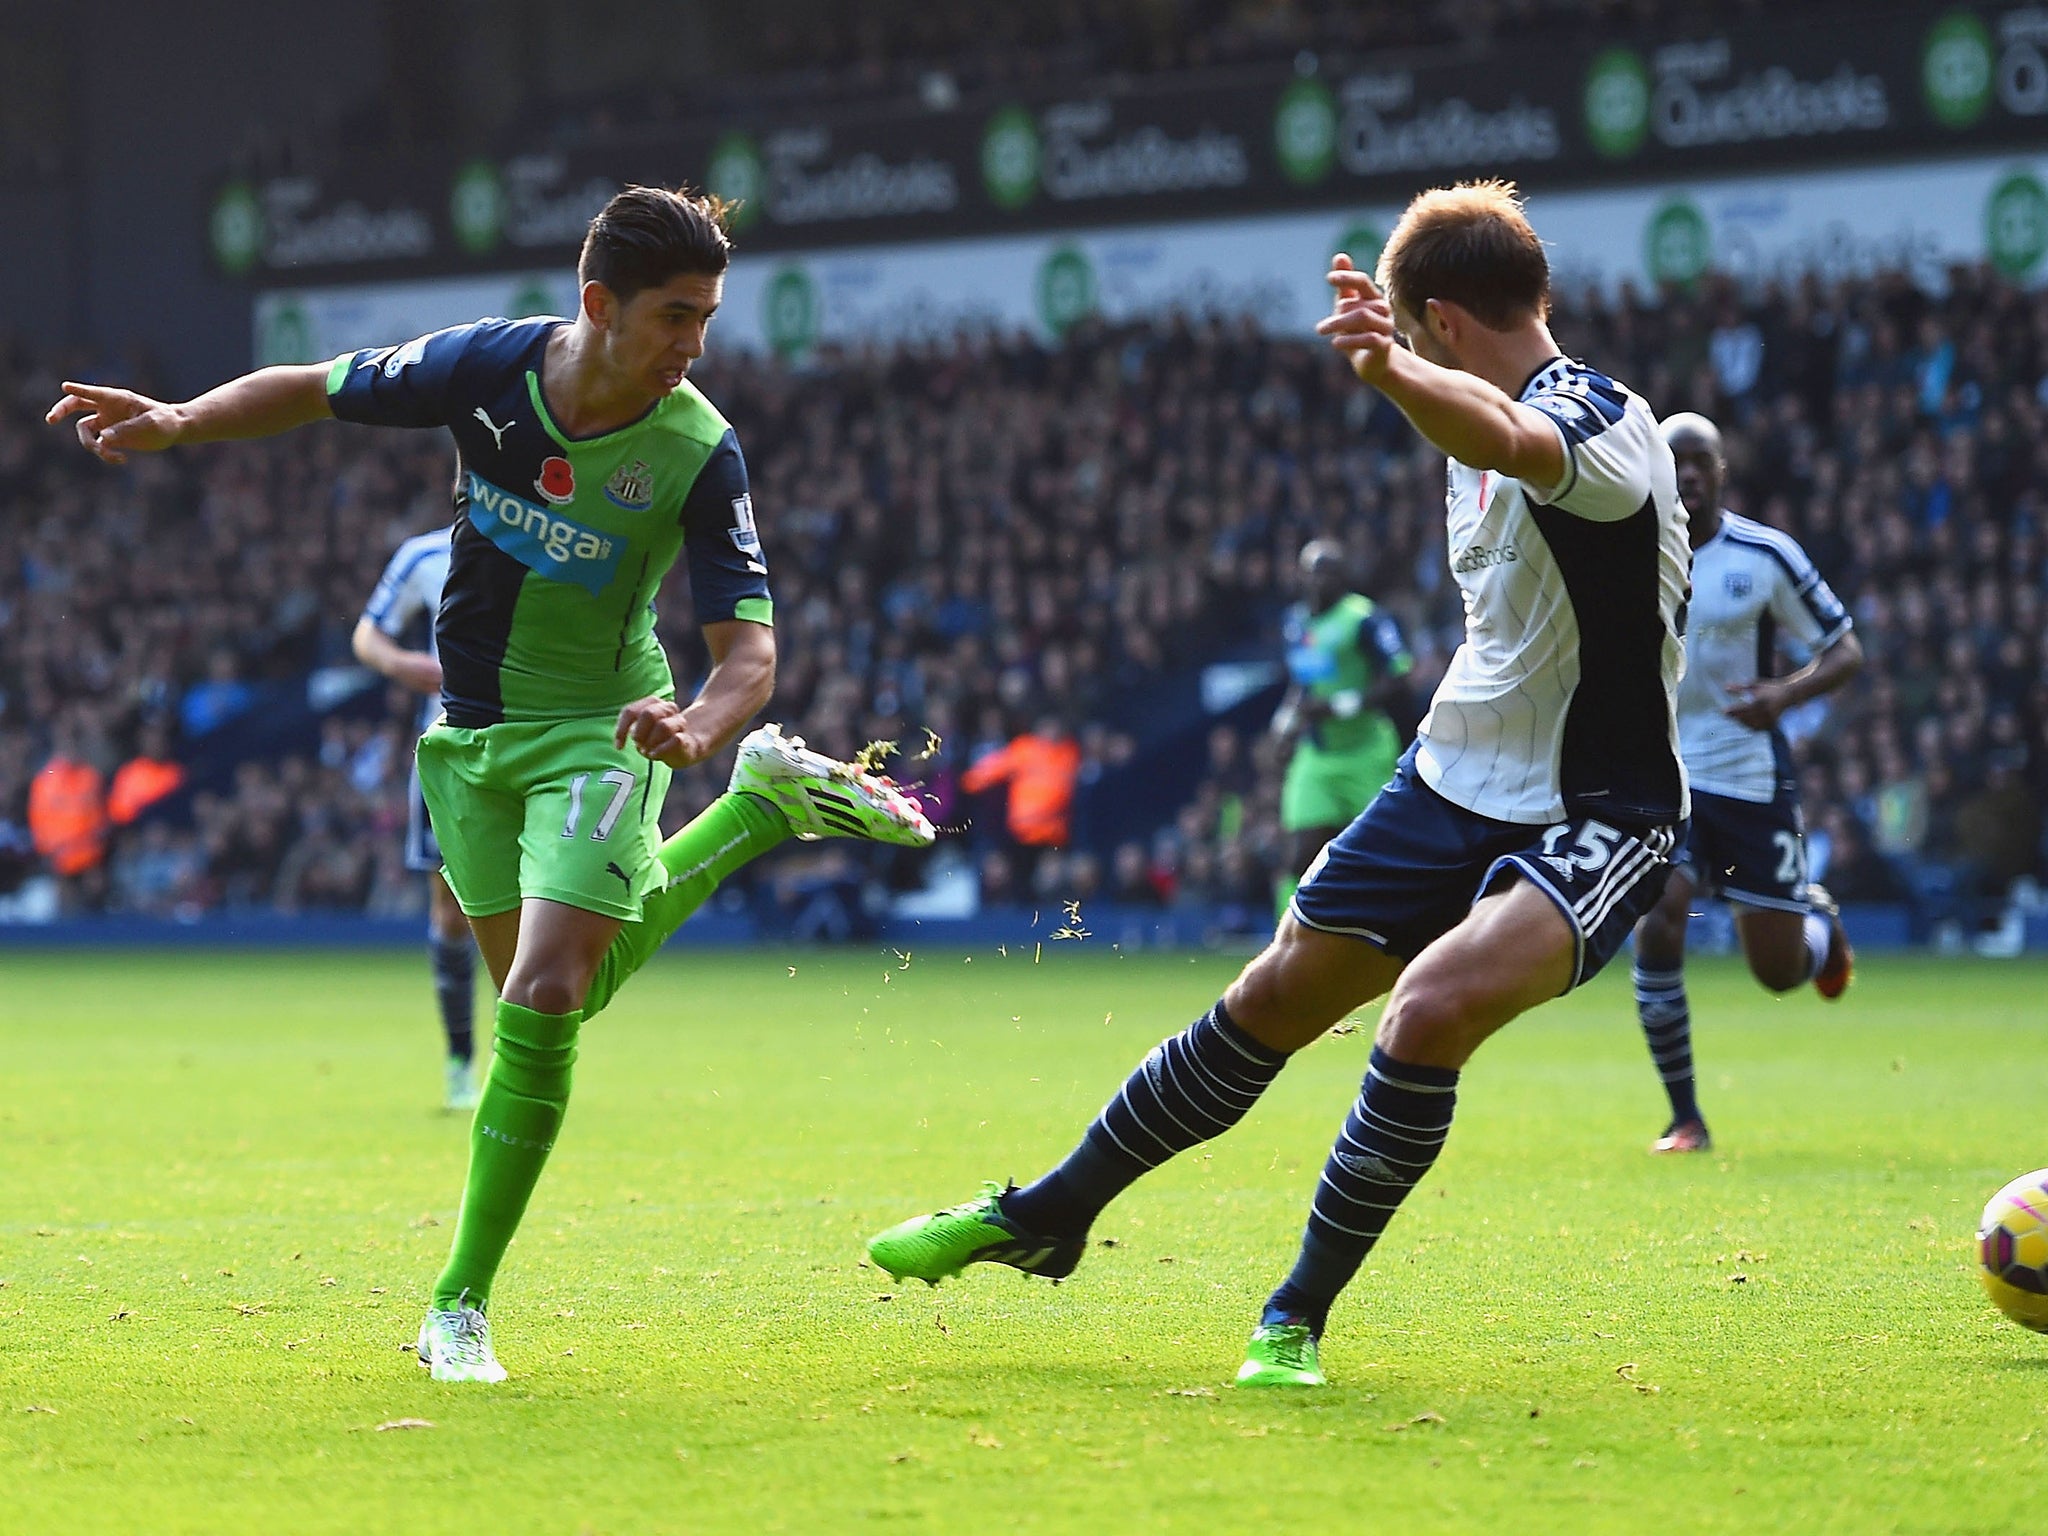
45;364;333;465
1317;255;1565;491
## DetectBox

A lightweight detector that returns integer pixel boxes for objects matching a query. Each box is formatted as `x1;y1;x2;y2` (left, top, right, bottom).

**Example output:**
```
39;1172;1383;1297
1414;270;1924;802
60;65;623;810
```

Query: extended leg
579;726;932;1019
578;792;789;1018
867;918;1403;1284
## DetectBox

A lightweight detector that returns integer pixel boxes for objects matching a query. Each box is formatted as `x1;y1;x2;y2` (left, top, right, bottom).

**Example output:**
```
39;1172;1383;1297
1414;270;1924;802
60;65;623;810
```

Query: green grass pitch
3;947;2043;1534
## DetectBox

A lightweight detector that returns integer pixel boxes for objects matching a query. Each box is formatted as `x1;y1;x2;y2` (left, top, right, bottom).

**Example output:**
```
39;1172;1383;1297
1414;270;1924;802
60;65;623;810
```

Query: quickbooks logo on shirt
466;472;623;595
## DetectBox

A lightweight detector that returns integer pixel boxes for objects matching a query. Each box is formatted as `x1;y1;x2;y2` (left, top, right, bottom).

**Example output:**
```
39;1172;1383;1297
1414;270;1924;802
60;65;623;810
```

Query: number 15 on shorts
562;769;637;841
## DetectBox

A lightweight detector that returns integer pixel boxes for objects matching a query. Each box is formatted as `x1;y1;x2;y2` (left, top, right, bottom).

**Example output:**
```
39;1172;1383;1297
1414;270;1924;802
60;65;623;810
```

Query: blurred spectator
960;713;1083;851
28;714;108;904
107;718;186;828
179;650;258;739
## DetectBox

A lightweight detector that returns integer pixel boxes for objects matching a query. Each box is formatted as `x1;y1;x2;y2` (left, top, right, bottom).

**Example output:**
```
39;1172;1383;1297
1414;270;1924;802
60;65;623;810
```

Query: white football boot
727;725;935;847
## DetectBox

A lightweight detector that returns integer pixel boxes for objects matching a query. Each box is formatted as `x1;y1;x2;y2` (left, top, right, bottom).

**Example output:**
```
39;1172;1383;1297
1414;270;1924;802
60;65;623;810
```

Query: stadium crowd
2;259;2044;938
526;0;1796;136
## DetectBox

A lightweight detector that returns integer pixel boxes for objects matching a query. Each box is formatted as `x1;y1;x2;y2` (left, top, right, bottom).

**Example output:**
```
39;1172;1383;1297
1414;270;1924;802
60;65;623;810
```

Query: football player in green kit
47;186;934;1383
1271;540;1413;918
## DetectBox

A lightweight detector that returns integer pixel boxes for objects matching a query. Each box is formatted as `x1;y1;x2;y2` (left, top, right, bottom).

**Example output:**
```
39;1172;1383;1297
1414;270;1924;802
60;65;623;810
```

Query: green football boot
866;1181;1085;1284
728;724;935;847
1234;1321;1326;1388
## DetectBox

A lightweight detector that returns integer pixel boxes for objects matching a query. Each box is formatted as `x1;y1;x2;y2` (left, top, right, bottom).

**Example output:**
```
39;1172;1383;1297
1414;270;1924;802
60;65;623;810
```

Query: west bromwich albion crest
605;458;655;511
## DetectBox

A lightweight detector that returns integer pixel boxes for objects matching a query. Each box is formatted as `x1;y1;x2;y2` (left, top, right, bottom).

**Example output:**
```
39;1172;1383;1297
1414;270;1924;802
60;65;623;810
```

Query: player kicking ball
1631;412;1860;1155
868;181;1689;1388
49;185;933;1383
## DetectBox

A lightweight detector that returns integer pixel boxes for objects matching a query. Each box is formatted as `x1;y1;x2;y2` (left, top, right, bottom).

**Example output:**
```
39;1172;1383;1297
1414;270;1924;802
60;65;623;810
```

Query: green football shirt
328;317;772;726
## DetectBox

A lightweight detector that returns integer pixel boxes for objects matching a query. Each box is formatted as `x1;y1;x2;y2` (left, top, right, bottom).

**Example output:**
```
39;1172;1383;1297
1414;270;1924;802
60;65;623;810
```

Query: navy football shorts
1290;746;1683;991
404;760;443;874
1677;784;1808;913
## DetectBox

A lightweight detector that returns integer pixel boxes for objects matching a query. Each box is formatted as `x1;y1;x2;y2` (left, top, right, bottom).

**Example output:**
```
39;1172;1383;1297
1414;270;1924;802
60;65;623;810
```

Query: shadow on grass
870;1356;1391;1406
1987;1353;2048;1371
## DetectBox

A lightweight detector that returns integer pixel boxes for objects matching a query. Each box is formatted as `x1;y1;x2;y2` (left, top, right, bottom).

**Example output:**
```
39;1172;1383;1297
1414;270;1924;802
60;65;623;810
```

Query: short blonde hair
1376;180;1550;332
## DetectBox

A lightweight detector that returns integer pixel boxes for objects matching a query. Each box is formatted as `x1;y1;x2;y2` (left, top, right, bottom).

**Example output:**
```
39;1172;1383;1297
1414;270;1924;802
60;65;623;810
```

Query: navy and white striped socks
1633;961;1698;1124
1002;1000;1289;1240
1263;1046;1458;1335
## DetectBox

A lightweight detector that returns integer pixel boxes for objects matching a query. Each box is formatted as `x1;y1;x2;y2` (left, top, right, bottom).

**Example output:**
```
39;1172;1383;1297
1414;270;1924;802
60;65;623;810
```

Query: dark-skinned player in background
1629;411;1859;1154
1270;538;1413;921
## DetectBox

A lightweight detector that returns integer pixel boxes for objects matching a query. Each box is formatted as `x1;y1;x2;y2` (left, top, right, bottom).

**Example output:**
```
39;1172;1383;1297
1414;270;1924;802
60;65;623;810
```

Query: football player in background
353;522;482;1111
1270;539;1412;921
1629;412;1860;1154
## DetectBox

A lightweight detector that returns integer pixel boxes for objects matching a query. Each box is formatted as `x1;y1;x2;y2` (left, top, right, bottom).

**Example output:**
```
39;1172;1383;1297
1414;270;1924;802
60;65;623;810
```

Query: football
1977;1169;2048;1333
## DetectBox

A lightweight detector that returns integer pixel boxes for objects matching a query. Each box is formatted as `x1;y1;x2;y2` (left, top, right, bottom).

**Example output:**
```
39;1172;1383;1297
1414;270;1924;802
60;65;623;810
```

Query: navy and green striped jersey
327;317;771;727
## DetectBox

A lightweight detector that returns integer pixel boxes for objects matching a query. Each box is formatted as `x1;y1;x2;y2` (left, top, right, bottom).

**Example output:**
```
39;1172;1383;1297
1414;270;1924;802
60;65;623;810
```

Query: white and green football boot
729;725;935;847
416;1302;508;1383
443;1056;480;1113
1234;1321;1326;1388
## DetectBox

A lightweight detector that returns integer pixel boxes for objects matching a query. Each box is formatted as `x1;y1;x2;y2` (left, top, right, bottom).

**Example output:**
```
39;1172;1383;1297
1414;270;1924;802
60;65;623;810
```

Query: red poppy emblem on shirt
535;456;575;505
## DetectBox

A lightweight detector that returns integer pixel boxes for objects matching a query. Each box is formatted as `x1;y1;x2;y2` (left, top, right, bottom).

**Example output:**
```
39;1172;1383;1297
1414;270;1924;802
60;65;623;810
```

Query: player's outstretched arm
1316;257;1564;489
46;364;334;465
615;620;776;770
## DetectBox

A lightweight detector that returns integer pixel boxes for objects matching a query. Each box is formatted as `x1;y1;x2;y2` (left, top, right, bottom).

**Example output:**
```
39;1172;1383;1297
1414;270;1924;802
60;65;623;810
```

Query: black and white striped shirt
1414;357;1691;827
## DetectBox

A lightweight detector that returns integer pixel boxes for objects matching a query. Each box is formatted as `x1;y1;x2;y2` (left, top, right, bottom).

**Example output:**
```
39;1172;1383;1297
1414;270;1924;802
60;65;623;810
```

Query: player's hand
45;382;186;465
1723;678;1792;730
1316;255;1398;383
614;697;716;769
393;651;443;696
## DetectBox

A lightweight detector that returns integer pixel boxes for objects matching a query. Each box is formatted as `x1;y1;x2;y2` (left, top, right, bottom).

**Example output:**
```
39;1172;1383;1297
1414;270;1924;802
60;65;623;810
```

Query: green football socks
580;792;790;1019
430;794;789;1310
432;1000;581;1310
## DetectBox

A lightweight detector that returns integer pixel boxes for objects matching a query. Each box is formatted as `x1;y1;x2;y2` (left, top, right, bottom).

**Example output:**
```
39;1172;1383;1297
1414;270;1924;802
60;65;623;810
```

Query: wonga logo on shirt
466;471;622;595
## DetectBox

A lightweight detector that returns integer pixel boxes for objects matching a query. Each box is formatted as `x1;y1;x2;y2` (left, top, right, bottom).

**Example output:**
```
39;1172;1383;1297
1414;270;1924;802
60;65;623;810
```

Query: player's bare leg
1633;869;1709;1153
1733;907;1812;992
1737;894;1850;999
1224;916;1405;1053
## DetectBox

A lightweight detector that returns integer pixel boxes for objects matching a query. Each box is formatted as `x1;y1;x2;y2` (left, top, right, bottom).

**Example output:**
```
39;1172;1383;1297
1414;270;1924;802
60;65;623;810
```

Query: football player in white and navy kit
353;524;482;1112
1630;413;1861;1155
862;183;1691;1388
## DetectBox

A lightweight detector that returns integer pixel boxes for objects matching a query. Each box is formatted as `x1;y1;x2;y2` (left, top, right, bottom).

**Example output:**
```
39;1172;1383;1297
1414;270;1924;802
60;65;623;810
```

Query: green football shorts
414;714;673;922
1281;742;1396;833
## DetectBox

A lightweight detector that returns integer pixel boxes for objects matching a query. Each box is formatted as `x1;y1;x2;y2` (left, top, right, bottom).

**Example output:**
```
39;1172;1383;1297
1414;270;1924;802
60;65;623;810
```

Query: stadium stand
3;262;2044;942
